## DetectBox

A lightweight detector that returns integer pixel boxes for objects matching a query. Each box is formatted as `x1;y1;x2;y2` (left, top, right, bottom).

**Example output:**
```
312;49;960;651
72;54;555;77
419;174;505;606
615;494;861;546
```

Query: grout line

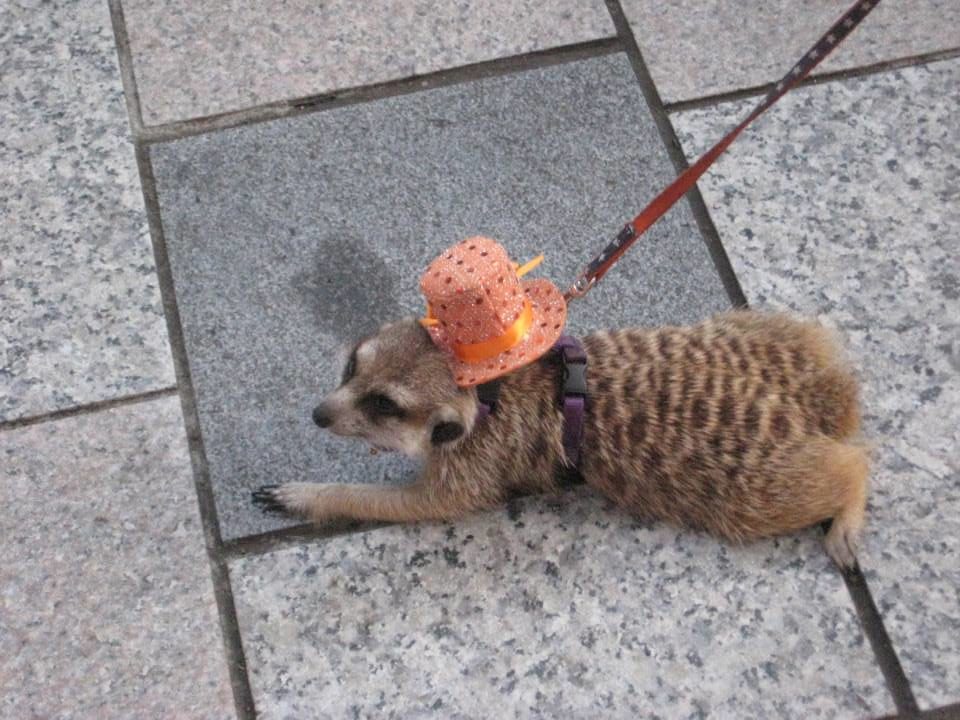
0;387;178;432
664;46;960;114
222;519;392;561
106;0;145;136
875;700;960;720
131;141;258;720
225;488;578;561
603;0;747;309
138;38;621;144
920;704;960;720
841;563;920;715
107;2;257;716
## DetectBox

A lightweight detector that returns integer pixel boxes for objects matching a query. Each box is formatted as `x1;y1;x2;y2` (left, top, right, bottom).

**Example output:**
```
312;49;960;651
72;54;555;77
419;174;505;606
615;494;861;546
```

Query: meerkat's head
312;319;478;457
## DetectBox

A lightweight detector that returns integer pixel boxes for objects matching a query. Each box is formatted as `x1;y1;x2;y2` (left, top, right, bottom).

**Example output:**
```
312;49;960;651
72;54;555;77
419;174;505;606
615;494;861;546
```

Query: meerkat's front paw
251;483;320;517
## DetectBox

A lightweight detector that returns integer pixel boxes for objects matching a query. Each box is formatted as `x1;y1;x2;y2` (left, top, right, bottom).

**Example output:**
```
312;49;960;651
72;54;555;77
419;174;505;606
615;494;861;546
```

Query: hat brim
430;278;568;387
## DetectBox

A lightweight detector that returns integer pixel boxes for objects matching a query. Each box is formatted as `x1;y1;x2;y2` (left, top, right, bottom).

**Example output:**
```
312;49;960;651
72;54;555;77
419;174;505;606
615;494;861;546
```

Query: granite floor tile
620;0;960;104
0;0;174;422
120;0;615;126
672;58;960;708
150;53;730;540
0;396;234;719
231;491;890;718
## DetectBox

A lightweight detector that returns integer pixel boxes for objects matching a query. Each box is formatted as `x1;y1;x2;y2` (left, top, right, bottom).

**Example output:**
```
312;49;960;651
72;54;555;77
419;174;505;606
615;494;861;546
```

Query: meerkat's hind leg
822;443;869;570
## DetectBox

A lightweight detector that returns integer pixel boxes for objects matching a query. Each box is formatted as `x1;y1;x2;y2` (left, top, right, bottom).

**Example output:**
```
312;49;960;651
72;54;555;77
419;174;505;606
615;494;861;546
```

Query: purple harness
476;335;587;468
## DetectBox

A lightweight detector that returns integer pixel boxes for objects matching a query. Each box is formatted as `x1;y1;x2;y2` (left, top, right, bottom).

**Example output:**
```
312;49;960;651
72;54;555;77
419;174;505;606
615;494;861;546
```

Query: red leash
565;0;881;301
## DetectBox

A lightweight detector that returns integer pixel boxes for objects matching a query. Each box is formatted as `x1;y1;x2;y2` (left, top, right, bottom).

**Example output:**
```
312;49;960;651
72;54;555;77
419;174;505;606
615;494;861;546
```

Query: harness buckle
562;359;588;397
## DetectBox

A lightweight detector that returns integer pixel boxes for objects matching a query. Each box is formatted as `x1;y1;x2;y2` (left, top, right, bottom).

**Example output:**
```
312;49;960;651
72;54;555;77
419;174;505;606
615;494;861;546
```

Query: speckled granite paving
120;0;615;125
3;0;959;717
0;0;173;422
672;58;960;709
0;396;233;719
231;492;889;718
149;53;729;541
620;0;960;103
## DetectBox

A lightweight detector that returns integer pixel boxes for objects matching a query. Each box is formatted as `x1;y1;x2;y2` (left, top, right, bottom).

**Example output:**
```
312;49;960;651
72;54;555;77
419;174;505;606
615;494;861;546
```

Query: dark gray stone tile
121;0;615;125
622;0;960;104
231;492;890;718
0;397;234;718
0;0;174;422
151;54;730;539
673;59;960;708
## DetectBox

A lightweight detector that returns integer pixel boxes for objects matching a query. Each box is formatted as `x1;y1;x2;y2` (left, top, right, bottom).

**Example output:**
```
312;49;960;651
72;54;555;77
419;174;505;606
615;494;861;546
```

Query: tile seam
875;700;960;719
106;2;257;717
664;46;960;115
842;564;920;714
137;38;621;144
222;520;393;561
105;0;144;135
223;485;594;559
133;145;259;719
0;387;179;432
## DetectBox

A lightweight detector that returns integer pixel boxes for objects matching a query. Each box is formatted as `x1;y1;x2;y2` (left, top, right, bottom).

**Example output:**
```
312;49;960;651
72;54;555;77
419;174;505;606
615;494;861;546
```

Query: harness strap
474;337;588;470
553;336;587;468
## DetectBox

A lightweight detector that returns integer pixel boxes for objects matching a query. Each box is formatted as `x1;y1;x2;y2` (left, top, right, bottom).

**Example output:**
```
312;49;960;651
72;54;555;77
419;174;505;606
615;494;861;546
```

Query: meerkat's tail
754;436;869;568
822;442;869;570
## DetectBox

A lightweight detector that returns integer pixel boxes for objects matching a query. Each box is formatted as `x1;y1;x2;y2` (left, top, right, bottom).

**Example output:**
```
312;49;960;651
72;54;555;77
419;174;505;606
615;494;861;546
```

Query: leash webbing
565;0;881;300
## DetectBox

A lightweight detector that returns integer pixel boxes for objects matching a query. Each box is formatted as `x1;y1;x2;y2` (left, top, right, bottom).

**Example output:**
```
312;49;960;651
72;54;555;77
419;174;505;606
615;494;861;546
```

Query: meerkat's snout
309;384;355;437
312;404;333;428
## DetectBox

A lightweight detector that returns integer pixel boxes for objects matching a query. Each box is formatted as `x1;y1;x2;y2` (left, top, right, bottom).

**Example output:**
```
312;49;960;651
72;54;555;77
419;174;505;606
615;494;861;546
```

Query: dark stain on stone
293;235;403;341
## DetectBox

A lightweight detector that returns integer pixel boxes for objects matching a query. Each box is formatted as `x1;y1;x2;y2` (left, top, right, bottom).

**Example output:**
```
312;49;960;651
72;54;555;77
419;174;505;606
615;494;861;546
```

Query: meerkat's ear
428;397;474;447
431;420;464;446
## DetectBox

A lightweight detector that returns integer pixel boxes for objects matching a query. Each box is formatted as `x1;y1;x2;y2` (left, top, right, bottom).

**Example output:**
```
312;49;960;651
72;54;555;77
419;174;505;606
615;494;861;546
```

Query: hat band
452;300;533;363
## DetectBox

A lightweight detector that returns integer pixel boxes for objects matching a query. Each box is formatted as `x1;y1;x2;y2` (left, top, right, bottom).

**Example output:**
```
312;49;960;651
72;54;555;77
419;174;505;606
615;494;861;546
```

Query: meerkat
253;310;868;569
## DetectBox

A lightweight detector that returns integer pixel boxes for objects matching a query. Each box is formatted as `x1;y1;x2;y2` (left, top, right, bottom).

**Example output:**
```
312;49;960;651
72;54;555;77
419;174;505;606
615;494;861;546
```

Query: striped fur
261;310;868;568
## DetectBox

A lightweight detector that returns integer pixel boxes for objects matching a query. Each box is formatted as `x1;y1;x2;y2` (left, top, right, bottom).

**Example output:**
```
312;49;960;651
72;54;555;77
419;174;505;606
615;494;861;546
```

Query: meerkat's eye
359;393;405;420
371;394;402;416
342;349;358;385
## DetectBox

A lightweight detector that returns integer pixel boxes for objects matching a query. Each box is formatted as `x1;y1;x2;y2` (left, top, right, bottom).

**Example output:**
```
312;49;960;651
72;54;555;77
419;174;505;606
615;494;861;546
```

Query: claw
251;485;286;514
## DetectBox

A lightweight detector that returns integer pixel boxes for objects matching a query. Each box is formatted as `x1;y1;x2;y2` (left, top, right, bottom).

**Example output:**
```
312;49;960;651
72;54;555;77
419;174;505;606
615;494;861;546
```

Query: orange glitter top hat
419;237;567;387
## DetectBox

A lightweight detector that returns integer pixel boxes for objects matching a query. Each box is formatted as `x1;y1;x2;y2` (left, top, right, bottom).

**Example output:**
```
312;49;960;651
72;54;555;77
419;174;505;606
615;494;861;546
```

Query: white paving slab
0;396;234;718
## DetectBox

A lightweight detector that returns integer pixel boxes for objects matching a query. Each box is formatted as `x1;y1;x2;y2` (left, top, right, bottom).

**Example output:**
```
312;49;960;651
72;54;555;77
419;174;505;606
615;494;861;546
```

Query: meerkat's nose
312;405;333;428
